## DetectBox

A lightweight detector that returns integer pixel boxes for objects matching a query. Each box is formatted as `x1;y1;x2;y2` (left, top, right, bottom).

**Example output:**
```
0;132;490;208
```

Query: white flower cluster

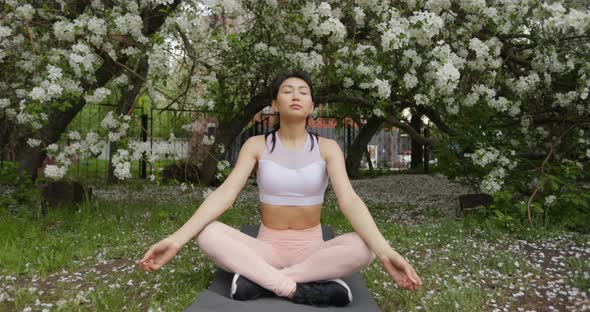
129;141;151;161
315;18;347;43
553;91;579;108
112;149;132;180
68;43;101;77
53;20;76;42
407;11;445;47
544;195;556;206
100;111;130;142
217;160;230;172
202;135;215;146
372;108;385;117
372;79;391;100
353;7;365;26
84;88;111;104
403;72;418;90
13;99;46;129
114;13;148;44
44;165;68;180
0;26;13;41
288;51;324;73
480;167;506;194
217;143;225;154
466;146;518;194
459;0;487;14
15;4;35;20
343;77;354;88
300;2;346;43
508;72;541;96
27;64;66;104
360;78;391;99
79;131;104;157
434;62;461;95
467;147;516;169
543;2;590;36
379;10;409;51
27;138;42;148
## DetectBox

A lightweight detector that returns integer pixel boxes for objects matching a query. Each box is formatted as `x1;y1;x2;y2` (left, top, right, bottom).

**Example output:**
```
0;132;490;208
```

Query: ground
0;174;588;311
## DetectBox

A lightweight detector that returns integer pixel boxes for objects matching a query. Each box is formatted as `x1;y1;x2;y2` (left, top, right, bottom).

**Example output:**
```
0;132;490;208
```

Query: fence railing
59;106;426;183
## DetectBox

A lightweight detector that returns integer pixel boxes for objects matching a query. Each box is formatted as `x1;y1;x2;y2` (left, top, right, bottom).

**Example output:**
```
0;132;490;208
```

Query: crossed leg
280;232;376;283
196;221;296;297
196;221;376;298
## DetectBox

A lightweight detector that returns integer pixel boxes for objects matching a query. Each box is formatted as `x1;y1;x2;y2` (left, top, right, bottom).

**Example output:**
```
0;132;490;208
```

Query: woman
137;71;422;307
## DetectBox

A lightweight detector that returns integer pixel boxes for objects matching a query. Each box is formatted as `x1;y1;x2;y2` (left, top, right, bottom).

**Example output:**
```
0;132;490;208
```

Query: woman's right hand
136;237;183;272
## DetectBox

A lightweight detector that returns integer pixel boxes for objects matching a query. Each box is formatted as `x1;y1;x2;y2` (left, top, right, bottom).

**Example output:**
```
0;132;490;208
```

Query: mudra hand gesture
379;249;422;290
136;237;182;272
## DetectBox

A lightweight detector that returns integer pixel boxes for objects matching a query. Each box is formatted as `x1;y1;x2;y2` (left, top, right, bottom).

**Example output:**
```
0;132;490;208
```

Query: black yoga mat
184;224;381;311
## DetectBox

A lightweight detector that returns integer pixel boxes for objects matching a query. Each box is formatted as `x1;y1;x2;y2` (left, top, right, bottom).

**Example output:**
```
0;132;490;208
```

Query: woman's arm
323;138;421;289
323;139;390;257
170;135;260;246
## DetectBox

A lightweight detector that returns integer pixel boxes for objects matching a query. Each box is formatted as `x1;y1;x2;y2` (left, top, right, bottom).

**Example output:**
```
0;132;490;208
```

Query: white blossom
0;98;9;109
372;108;384;117
47;65;63;81
403;73;418;90
27;138;42;147
67;131;81;141
372;78;391;99
353;7;365;26
85;88;111;104
544;195;556;206
202;135;215;146
44;165;67;180
343;77;354;88
15;4;35;20
217;160;230;171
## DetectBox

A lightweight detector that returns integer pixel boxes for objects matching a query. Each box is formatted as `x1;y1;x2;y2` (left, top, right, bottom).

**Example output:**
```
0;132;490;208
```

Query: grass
0;184;589;311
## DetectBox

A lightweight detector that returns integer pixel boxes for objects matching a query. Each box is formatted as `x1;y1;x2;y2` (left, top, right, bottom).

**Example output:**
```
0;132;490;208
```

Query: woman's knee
196;221;225;249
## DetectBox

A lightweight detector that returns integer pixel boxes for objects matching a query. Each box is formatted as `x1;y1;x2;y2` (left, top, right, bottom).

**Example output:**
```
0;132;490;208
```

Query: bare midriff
260;202;322;230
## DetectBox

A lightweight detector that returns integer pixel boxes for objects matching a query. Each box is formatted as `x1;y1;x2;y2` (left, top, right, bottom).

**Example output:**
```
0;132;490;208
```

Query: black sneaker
230;273;275;301
292;278;353;307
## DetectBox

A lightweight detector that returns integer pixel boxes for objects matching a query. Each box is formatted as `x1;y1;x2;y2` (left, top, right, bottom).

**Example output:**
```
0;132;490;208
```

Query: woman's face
272;77;314;118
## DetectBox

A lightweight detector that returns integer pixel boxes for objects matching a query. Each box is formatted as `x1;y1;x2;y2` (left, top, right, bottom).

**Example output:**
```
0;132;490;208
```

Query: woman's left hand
379;249;422;290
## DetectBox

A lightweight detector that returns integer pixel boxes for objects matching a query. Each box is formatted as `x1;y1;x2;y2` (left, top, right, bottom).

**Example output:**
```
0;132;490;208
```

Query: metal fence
63;106;422;183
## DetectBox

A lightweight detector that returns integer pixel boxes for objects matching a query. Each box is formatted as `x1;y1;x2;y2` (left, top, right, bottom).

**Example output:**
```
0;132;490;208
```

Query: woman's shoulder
241;135;268;161
317;136;338;161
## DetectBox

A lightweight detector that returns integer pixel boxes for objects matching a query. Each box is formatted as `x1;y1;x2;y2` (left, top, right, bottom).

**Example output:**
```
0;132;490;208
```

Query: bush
0;162;42;217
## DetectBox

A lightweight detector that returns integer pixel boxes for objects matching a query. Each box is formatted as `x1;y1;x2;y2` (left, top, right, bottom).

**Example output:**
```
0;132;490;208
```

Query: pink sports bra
256;131;329;206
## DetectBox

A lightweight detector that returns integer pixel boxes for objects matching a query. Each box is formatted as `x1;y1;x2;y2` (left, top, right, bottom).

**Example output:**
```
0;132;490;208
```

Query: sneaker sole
230;273;240;299
327;278;353;303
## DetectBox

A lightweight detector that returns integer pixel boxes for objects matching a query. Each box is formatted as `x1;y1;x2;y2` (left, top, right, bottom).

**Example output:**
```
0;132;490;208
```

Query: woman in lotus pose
137;71;422;307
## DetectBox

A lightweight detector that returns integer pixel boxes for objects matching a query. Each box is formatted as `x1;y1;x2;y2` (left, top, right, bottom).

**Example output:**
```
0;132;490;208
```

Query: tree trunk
345;115;383;178
198;95;269;186
107;57;149;183
410;112;423;170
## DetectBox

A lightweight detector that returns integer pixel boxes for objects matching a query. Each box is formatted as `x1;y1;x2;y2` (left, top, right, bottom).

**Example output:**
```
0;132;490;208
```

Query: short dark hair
270;70;315;102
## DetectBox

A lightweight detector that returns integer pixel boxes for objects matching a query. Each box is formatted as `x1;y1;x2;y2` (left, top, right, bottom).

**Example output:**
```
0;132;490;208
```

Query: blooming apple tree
1;0;589;226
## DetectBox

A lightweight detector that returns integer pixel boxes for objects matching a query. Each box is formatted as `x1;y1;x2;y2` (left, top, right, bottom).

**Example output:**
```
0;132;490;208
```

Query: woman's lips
290;104;302;109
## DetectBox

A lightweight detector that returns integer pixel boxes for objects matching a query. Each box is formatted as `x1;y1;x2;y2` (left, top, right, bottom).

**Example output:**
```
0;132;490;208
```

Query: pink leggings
196;221;376;298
